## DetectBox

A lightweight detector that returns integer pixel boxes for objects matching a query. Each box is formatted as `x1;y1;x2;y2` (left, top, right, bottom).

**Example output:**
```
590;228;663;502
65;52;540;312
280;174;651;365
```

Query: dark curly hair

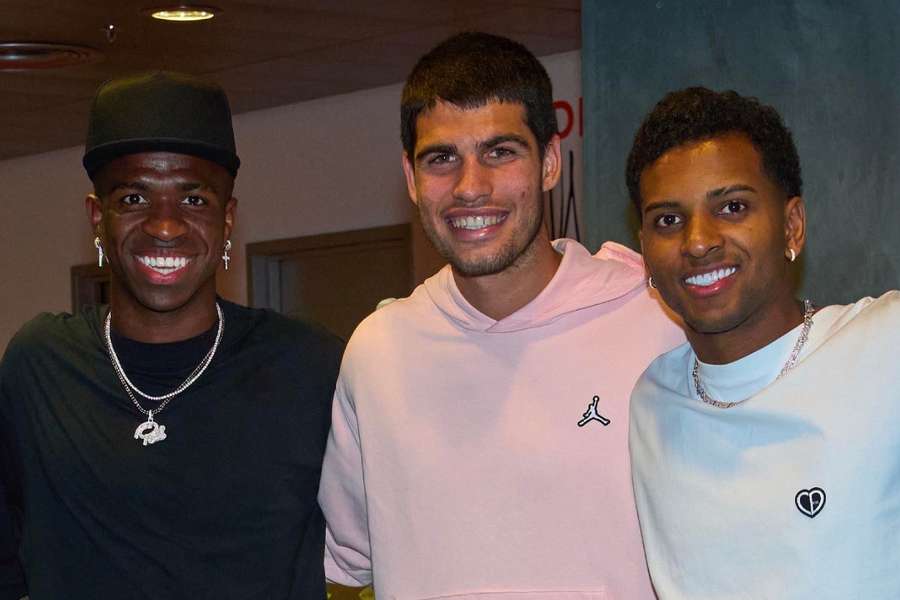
401;32;557;160
625;87;802;217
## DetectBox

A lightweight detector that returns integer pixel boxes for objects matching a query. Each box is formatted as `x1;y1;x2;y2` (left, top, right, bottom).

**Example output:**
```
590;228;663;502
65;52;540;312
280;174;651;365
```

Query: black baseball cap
83;71;240;179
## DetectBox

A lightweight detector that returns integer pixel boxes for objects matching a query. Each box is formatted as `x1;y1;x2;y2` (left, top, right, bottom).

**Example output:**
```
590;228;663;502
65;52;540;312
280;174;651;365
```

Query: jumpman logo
577;395;610;427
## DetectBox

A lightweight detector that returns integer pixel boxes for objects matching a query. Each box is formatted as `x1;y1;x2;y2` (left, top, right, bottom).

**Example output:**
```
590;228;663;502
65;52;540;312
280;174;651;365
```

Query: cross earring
94;236;104;268
222;239;232;271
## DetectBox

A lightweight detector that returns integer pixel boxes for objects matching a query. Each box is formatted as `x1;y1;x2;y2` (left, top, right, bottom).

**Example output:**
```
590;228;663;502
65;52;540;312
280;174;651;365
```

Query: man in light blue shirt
626;87;900;599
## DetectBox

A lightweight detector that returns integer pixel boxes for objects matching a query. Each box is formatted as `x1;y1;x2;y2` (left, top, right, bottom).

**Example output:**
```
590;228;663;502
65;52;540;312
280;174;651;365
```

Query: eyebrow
706;184;758;198
107;180;212;194
479;134;530;151
642;200;681;215
108;181;149;194
642;184;759;215
178;182;212;192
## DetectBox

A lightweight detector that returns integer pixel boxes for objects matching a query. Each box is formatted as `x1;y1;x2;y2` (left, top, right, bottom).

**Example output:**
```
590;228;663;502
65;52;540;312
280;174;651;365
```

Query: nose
452;157;492;204
142;201;188;242
681;212;723;259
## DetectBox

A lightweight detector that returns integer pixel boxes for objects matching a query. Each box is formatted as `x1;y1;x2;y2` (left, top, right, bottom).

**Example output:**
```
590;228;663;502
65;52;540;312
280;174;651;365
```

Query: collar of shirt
690;321;805;405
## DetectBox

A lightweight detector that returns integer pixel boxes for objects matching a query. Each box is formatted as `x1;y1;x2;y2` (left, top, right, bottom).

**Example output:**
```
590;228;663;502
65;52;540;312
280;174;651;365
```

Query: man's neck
453;238;562;321
688;293;805;365
109;288;219;343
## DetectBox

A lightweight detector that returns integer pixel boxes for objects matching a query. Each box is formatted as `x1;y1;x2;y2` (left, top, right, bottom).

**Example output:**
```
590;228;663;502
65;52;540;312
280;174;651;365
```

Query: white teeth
685;267;737;287
137;256;189;274
449;214;505;230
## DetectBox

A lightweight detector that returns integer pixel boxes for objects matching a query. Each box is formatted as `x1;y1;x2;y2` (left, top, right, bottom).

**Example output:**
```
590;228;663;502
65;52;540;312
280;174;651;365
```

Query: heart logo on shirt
795;487;826;518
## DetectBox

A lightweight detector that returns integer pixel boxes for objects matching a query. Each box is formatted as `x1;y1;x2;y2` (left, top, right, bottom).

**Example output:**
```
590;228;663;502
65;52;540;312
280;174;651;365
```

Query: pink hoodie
320;239;683;599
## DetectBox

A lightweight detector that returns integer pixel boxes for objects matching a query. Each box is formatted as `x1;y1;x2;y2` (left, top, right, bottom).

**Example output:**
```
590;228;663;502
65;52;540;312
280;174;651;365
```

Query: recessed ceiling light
144;5;220;22
0;42;103;71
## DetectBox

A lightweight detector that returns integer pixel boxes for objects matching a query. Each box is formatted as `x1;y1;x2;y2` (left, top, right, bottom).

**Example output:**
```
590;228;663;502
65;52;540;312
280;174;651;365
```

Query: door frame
245;223;412;311
71;263;109;313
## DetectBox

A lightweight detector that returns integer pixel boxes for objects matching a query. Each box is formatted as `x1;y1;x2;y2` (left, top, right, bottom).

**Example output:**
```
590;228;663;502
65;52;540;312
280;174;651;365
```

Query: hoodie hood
423;239;648;333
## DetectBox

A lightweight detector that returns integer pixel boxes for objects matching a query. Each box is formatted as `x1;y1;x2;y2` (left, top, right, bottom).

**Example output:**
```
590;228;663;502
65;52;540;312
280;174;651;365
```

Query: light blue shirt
630;293;900;600
693;319;803;405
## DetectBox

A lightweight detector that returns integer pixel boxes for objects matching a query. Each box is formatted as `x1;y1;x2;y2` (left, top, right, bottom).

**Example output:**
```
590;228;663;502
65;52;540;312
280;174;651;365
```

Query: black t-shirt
109;317;219;397
0;300;343;600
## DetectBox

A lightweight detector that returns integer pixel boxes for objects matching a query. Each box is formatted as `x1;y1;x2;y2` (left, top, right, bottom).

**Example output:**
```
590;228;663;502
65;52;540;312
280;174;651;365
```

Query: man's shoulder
346;284;432;344
632;341;693;404
593;240;645;269
600;283;685;352
816;291;900;343
4;308;98;359
223;299;340;344
331;288;437;386
852;290;900;321
552;239;674;319
0;310;101;393
219;300;344;373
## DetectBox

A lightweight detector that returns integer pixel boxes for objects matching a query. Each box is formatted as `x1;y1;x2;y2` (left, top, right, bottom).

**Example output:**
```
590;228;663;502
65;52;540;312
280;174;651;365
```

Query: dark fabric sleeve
0;353;27;600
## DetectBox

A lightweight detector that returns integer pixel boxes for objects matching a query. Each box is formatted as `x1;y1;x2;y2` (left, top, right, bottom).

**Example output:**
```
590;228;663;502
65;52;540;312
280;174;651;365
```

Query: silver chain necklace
104;302;224;445
692;299;814;409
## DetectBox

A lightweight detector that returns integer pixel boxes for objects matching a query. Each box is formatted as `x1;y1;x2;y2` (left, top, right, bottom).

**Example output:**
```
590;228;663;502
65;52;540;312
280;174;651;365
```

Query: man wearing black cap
0;72;342;599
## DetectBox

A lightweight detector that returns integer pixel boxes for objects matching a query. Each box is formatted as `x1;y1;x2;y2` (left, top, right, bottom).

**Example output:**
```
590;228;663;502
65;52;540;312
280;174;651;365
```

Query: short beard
419;201;544;278
671;282;769;336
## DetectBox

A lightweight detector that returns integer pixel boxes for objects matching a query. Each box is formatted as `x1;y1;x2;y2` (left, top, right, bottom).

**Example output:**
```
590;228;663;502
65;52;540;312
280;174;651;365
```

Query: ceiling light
144;5;220;22
0;42;103;71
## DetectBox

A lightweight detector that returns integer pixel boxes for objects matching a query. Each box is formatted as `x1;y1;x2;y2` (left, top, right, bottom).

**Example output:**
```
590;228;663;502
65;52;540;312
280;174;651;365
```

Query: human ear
401;152;418;205
541;135;562;192
784;196;806;259
85;193;103;234
224;196;238;241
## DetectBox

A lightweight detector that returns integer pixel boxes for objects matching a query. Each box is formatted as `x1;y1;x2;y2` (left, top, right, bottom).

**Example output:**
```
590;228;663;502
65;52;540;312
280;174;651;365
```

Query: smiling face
639;133;805;353
402;100;560;278
88;152;236;323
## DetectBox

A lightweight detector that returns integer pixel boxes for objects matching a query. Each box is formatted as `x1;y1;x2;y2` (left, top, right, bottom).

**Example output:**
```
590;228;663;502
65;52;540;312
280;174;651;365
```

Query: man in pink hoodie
319;32;683;599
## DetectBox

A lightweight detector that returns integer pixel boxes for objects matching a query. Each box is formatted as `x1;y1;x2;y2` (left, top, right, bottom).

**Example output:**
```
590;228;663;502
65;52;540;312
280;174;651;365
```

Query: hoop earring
94;236;104;268
222;239;232;271
648;276;657;289
787;248;797;263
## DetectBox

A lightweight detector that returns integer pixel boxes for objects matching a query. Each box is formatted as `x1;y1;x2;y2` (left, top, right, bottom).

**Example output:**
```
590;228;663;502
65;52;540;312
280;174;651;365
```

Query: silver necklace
692;299;814;409
104;303;224;445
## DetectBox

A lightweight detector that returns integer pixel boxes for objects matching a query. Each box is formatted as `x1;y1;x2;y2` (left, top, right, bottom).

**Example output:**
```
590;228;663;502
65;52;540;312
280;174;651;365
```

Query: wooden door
248;224;413;341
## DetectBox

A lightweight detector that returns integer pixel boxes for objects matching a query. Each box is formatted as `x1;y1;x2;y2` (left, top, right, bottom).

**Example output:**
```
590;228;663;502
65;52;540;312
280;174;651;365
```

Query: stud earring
648;276;657;289
94;236;104;268
222;239;232;271
787;248;797;263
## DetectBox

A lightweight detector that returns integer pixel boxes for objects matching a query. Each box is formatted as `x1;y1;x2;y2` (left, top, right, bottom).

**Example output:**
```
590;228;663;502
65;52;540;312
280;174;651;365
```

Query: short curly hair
625;87;802;217
401;32;557;160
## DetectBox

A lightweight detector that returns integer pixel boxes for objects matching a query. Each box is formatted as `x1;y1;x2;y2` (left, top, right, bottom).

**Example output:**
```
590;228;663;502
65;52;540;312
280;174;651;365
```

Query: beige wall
0;146;95;349
221;81;409;303
0;51;580;351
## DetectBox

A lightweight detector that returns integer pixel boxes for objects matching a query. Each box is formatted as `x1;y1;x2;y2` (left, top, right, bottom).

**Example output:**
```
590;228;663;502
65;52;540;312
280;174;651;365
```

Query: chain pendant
106;302;223;447
134;412;167;446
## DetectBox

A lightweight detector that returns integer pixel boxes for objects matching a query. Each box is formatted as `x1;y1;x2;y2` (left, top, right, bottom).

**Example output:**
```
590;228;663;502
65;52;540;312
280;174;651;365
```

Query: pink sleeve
319;376;373;587
594;241;646;271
